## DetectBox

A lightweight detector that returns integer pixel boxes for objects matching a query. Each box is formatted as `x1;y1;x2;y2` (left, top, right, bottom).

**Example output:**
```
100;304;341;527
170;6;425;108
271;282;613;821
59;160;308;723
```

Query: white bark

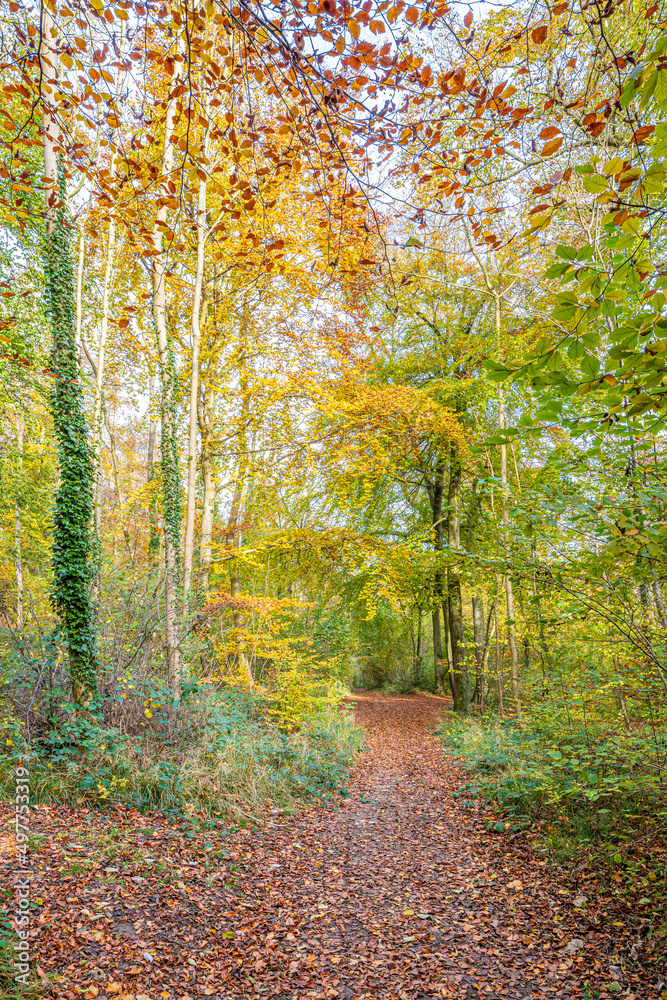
151;32;186;698
182;113;211;613
197;382;215;596
75;224;85;350
41;4;58;222
13;412;23;629
93;218;116;535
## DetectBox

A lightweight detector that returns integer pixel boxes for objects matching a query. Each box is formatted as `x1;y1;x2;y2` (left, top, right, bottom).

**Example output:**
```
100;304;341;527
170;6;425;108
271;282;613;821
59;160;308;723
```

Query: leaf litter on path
0;692;660;999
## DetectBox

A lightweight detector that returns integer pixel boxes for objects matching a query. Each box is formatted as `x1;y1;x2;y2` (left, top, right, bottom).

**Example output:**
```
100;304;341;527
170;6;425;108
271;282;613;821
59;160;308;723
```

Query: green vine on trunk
155;310;181;565
44;169;97;706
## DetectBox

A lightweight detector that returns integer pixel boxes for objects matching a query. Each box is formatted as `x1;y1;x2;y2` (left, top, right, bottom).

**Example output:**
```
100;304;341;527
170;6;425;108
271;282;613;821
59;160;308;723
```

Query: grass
0;912;44;999
0;686;361;822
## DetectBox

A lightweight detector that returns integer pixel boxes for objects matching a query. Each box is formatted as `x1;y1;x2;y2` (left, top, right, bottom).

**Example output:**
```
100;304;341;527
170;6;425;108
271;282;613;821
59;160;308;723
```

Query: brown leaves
531;24;548;44
1;695;660;1000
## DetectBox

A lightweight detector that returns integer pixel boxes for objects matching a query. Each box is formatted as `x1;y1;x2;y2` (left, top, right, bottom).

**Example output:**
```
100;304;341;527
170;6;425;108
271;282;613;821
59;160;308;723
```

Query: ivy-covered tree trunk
42;3;96;708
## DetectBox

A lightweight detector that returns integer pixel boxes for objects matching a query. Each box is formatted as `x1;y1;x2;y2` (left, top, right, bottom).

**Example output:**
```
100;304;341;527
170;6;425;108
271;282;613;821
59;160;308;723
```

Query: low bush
441;713;666;832
0;682;360;822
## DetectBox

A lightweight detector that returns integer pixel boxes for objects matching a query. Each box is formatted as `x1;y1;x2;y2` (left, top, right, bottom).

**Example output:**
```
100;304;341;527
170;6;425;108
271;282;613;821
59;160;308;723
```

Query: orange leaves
539;126;561;140
420;65;433;87
449;67;465;92
464;10;473;28
633;125;656;144
542;137;564;156
531;24;548;44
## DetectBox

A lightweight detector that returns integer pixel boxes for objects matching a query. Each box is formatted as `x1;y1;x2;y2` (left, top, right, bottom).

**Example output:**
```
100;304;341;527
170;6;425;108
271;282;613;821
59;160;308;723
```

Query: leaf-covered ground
1;693;659;999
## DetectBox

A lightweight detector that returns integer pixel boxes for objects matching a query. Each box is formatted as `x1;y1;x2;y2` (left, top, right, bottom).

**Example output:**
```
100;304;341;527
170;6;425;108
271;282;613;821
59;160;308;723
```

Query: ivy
44;170;97;704
155;310;181;566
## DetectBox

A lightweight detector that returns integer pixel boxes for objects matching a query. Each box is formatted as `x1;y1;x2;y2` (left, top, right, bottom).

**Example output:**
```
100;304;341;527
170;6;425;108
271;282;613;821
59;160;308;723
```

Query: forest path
231;690;575;1000
5;692;638;999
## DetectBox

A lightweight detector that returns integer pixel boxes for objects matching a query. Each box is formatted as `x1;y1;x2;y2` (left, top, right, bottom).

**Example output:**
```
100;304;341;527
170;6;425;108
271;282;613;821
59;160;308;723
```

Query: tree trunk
652;580;667;628
226;324;252;685
13;412;23;630
493;292;521;718
42;3;96;709
432;608;443;688
227;472;251;685
182;113;211;615
92;217;116;542
150;32;186;700
414;613;422;684
75;222;84;355
146;372;160;559
198;381;215;597
430;458;446;690
479;598;498;713
493;574;504;717
472;595;484;704
447;439;468;713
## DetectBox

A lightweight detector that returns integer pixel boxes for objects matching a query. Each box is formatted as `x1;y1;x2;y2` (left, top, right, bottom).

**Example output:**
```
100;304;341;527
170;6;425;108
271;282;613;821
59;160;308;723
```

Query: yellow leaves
60;53;74;70
347;18;360;39
603;157;623;175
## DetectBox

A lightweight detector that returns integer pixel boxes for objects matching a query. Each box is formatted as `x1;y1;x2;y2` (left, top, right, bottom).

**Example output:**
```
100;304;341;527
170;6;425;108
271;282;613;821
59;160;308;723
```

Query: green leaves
552;292;580;323
581;174;609;195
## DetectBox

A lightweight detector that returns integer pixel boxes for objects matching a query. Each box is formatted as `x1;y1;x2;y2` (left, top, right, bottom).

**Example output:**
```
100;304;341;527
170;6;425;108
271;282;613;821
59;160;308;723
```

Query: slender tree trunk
225;320;252;684
493;574;504;717
150;32;186;700
227;470;251;684
496;294;521;718
432;608;443;688
182;115;211;614
652;580;667;628
93;218;116;540
13;412;23;630
479;597;498;712
146;372;160;559
198;381;215;597
472;595;484;704
75;223;84;354
430;459;446;690
447;438;468;713
414;612;422;684
41;4;96;708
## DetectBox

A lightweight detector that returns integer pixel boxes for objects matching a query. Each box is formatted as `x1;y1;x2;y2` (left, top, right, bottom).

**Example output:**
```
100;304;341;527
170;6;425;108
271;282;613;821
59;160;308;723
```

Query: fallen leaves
0;693;660;1000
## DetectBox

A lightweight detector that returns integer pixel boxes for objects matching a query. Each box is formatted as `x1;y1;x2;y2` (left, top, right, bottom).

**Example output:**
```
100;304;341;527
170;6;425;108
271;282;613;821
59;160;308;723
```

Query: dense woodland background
0;0;666;956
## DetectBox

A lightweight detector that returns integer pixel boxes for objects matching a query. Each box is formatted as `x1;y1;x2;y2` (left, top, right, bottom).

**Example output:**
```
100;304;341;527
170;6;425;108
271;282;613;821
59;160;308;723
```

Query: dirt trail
2;692;650;999
235;691;573;1000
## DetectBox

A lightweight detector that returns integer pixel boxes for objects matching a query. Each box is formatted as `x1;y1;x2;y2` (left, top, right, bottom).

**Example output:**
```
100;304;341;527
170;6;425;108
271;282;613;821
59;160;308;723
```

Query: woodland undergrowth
440;709;667;955
0;630;360;824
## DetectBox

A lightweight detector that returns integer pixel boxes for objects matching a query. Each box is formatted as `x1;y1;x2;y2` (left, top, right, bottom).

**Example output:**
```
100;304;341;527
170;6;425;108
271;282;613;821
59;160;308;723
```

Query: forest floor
1;692;660;1000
